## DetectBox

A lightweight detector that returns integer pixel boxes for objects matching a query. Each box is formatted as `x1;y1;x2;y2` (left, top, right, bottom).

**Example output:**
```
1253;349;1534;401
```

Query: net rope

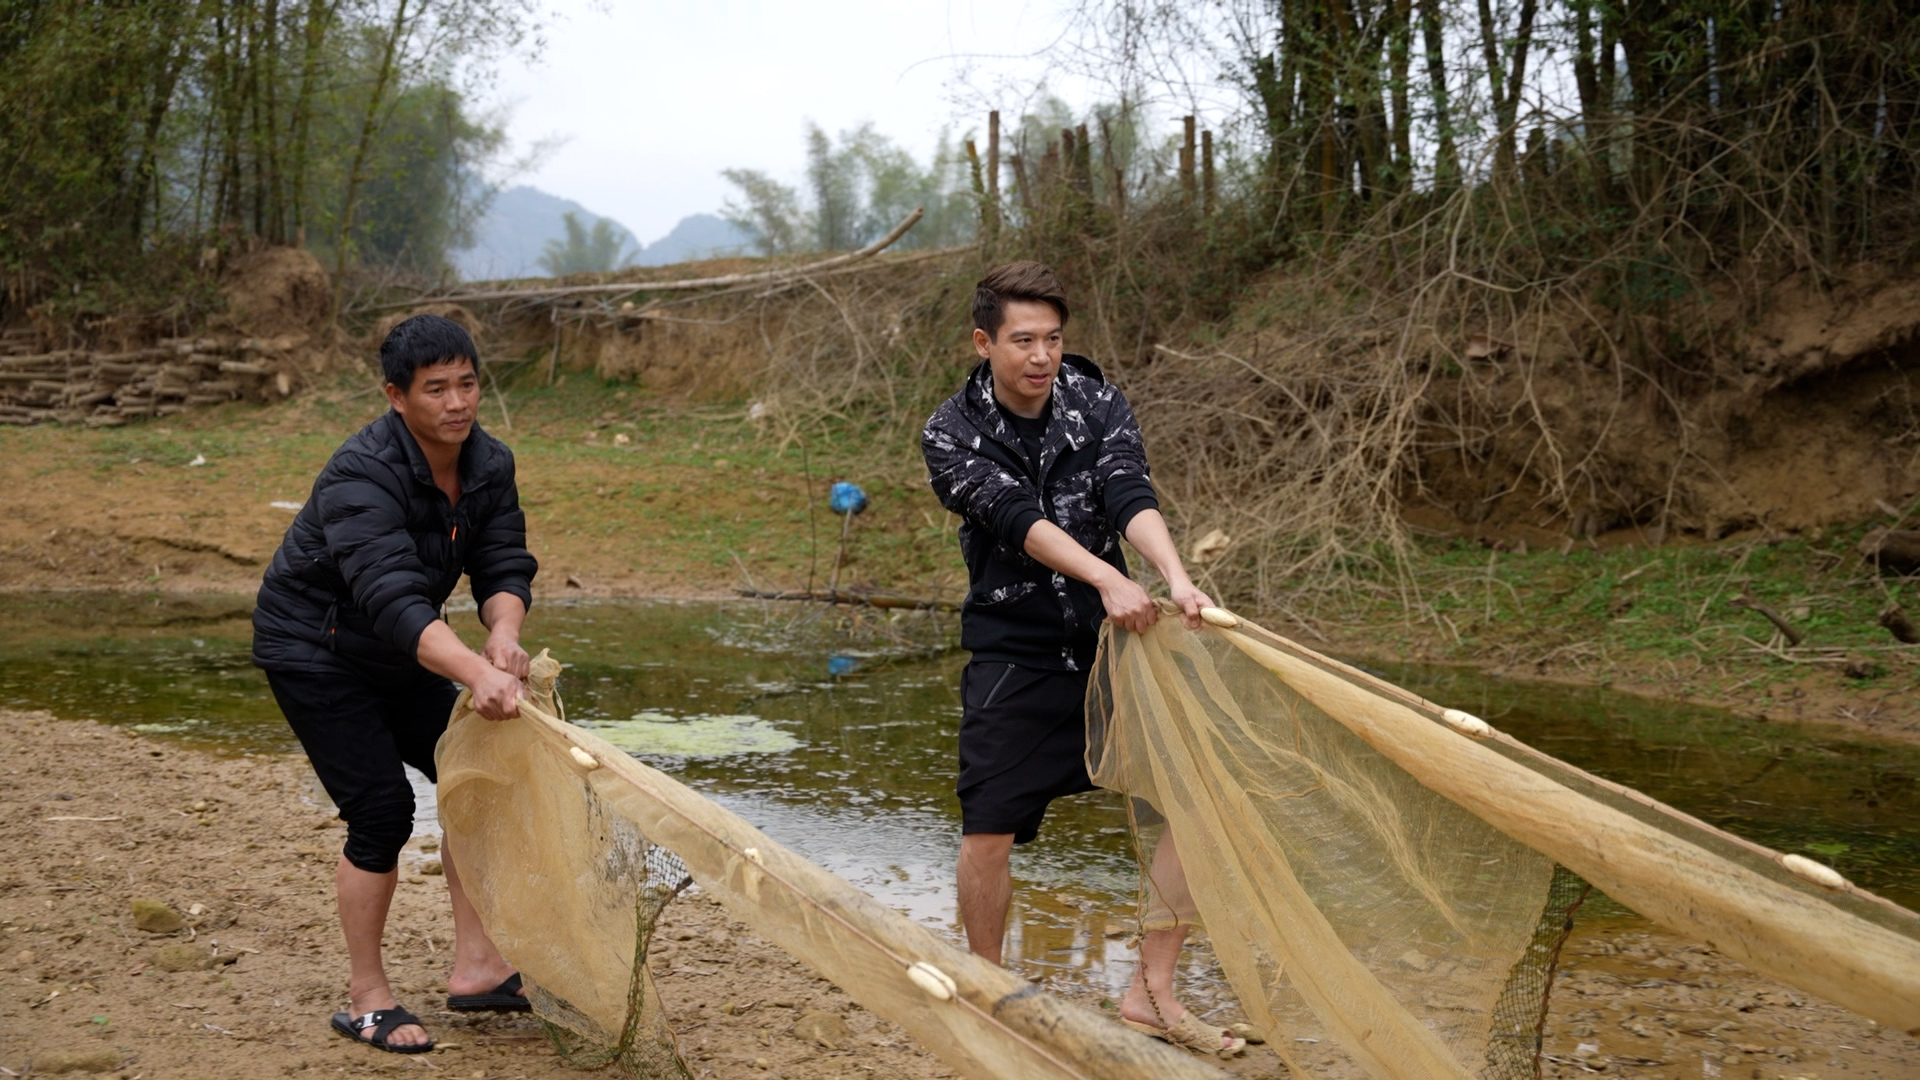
1481;866;1590;1079
535;845;693;1079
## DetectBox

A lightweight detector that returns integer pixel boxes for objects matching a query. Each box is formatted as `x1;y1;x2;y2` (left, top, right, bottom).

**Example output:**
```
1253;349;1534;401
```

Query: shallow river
2;591;1915;1009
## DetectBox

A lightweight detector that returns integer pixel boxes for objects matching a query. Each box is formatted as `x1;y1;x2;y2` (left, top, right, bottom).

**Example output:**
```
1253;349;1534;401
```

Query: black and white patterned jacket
922;354;1159;670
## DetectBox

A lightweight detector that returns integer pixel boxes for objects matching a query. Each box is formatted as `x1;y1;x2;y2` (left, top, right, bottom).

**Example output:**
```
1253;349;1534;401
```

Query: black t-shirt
995;400;1049;479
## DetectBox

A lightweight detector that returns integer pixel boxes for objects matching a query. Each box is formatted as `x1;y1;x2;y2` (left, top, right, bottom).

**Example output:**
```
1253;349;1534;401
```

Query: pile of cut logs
0;328;294;426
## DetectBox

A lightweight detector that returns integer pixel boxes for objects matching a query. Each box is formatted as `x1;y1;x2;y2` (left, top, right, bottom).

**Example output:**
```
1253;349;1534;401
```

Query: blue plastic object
829;481;869;516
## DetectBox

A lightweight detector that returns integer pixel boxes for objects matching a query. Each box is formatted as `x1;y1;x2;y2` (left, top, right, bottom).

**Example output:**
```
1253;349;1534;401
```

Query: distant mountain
634;213;750;266
453;187;750;281
453;186;640;282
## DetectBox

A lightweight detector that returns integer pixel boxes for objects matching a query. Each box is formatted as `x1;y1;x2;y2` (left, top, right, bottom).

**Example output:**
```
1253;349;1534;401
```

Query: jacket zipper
980;663;1017;708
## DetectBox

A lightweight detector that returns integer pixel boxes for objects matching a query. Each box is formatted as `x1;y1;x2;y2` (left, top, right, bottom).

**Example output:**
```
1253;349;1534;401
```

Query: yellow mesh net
1088;605;1920;1078
435;652;1220;1080
438;613;1920;1080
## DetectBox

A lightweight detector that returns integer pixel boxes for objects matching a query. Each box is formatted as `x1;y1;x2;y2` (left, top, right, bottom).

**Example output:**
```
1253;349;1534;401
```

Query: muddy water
2;591;1916;1014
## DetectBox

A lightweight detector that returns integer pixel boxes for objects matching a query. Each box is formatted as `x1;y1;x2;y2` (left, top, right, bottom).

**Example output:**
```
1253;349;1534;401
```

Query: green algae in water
583;711;801;757
130;721;202;735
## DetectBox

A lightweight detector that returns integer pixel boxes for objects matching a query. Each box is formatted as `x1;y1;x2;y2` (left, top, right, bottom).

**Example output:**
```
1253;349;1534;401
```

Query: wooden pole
986;110;1001;239
1098;114;1125;216
1180;116;1197;204
1073;122;1092;201
827;510;855;595
546;309;561;385
1201;130;1216;216
965;139;988;236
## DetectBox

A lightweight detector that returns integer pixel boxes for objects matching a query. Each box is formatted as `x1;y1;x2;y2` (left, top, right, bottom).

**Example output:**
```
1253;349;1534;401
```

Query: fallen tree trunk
366;208;932;311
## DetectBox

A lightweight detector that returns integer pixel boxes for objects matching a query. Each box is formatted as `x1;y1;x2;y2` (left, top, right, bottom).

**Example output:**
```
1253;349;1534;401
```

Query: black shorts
264;665;459;873
957;661;1097;844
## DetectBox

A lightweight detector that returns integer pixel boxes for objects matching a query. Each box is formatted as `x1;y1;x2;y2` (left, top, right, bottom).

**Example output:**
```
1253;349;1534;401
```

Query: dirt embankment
3;709;1915;1079
1414;270;1920;543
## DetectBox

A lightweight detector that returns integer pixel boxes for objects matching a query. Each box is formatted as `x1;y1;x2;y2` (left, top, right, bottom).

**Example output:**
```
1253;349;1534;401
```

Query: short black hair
972;261;1070;342
380;314;478;389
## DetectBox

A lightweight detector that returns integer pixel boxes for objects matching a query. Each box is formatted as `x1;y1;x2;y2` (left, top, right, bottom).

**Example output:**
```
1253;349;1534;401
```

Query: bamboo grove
0;0;537;318
988;1;1920;308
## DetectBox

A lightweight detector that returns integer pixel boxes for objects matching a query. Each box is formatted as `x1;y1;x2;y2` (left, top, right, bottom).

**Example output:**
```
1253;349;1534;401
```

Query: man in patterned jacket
922;262;1245;1057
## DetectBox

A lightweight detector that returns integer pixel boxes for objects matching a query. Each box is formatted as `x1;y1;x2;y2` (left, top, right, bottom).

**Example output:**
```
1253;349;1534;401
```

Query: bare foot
447;964;524;1000
1119;993;1241;1053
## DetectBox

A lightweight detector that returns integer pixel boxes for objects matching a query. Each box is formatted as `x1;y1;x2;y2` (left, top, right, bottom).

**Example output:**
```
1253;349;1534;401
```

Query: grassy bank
1;370;1915;742
0;371;960;600
1311;533;1920;734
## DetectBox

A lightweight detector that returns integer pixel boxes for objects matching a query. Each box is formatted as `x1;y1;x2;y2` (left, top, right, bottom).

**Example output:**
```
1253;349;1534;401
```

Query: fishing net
435;652;1220;1080
1087;604;1920;1079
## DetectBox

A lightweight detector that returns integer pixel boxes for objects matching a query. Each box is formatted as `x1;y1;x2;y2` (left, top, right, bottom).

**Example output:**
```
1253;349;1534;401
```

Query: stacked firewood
0;331;294;427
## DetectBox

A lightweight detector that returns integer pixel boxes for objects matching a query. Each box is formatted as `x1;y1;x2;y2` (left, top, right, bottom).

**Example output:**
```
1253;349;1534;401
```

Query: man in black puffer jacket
253;314;536;1055
923;262;1244;1057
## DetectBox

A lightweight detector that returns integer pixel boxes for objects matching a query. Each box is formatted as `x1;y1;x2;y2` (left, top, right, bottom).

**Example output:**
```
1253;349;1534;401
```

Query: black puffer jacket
251;411;537;677
923;355;1159;671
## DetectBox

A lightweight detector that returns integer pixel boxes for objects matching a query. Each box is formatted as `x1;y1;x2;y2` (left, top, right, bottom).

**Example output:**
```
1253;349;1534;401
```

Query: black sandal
330;1005;435;1054
447;971;531;1013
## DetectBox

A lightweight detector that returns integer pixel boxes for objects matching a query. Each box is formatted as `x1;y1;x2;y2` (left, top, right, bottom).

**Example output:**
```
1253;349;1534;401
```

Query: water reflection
1;591;1915;1010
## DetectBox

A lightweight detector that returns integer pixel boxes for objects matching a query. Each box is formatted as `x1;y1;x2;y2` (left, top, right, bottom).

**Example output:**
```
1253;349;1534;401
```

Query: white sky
487;0;1105;244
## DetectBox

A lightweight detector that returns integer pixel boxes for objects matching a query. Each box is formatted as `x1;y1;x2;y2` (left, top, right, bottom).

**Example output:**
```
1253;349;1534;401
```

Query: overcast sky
485;0;1108;244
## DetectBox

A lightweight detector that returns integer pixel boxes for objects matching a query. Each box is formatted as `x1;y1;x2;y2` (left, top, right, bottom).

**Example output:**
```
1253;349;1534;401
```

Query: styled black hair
380;314;478;390
972;261;1070;342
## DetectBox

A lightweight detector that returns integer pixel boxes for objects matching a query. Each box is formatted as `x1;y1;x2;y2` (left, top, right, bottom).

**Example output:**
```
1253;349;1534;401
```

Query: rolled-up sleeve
466;453;537;612
1094;391;1159;535
923;420;1045;551
316;453;440;659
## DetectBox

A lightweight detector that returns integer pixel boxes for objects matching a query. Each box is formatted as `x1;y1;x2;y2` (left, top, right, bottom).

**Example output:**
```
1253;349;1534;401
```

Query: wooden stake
966;139;988;235
986;110;1001;238
1202;130;1216;215
826;511;855;595
1180;116;1197;203
546;310;561;385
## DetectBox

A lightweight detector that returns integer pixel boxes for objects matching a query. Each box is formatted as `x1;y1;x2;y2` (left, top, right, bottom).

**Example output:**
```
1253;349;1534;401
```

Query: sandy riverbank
2;708;1914;1080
